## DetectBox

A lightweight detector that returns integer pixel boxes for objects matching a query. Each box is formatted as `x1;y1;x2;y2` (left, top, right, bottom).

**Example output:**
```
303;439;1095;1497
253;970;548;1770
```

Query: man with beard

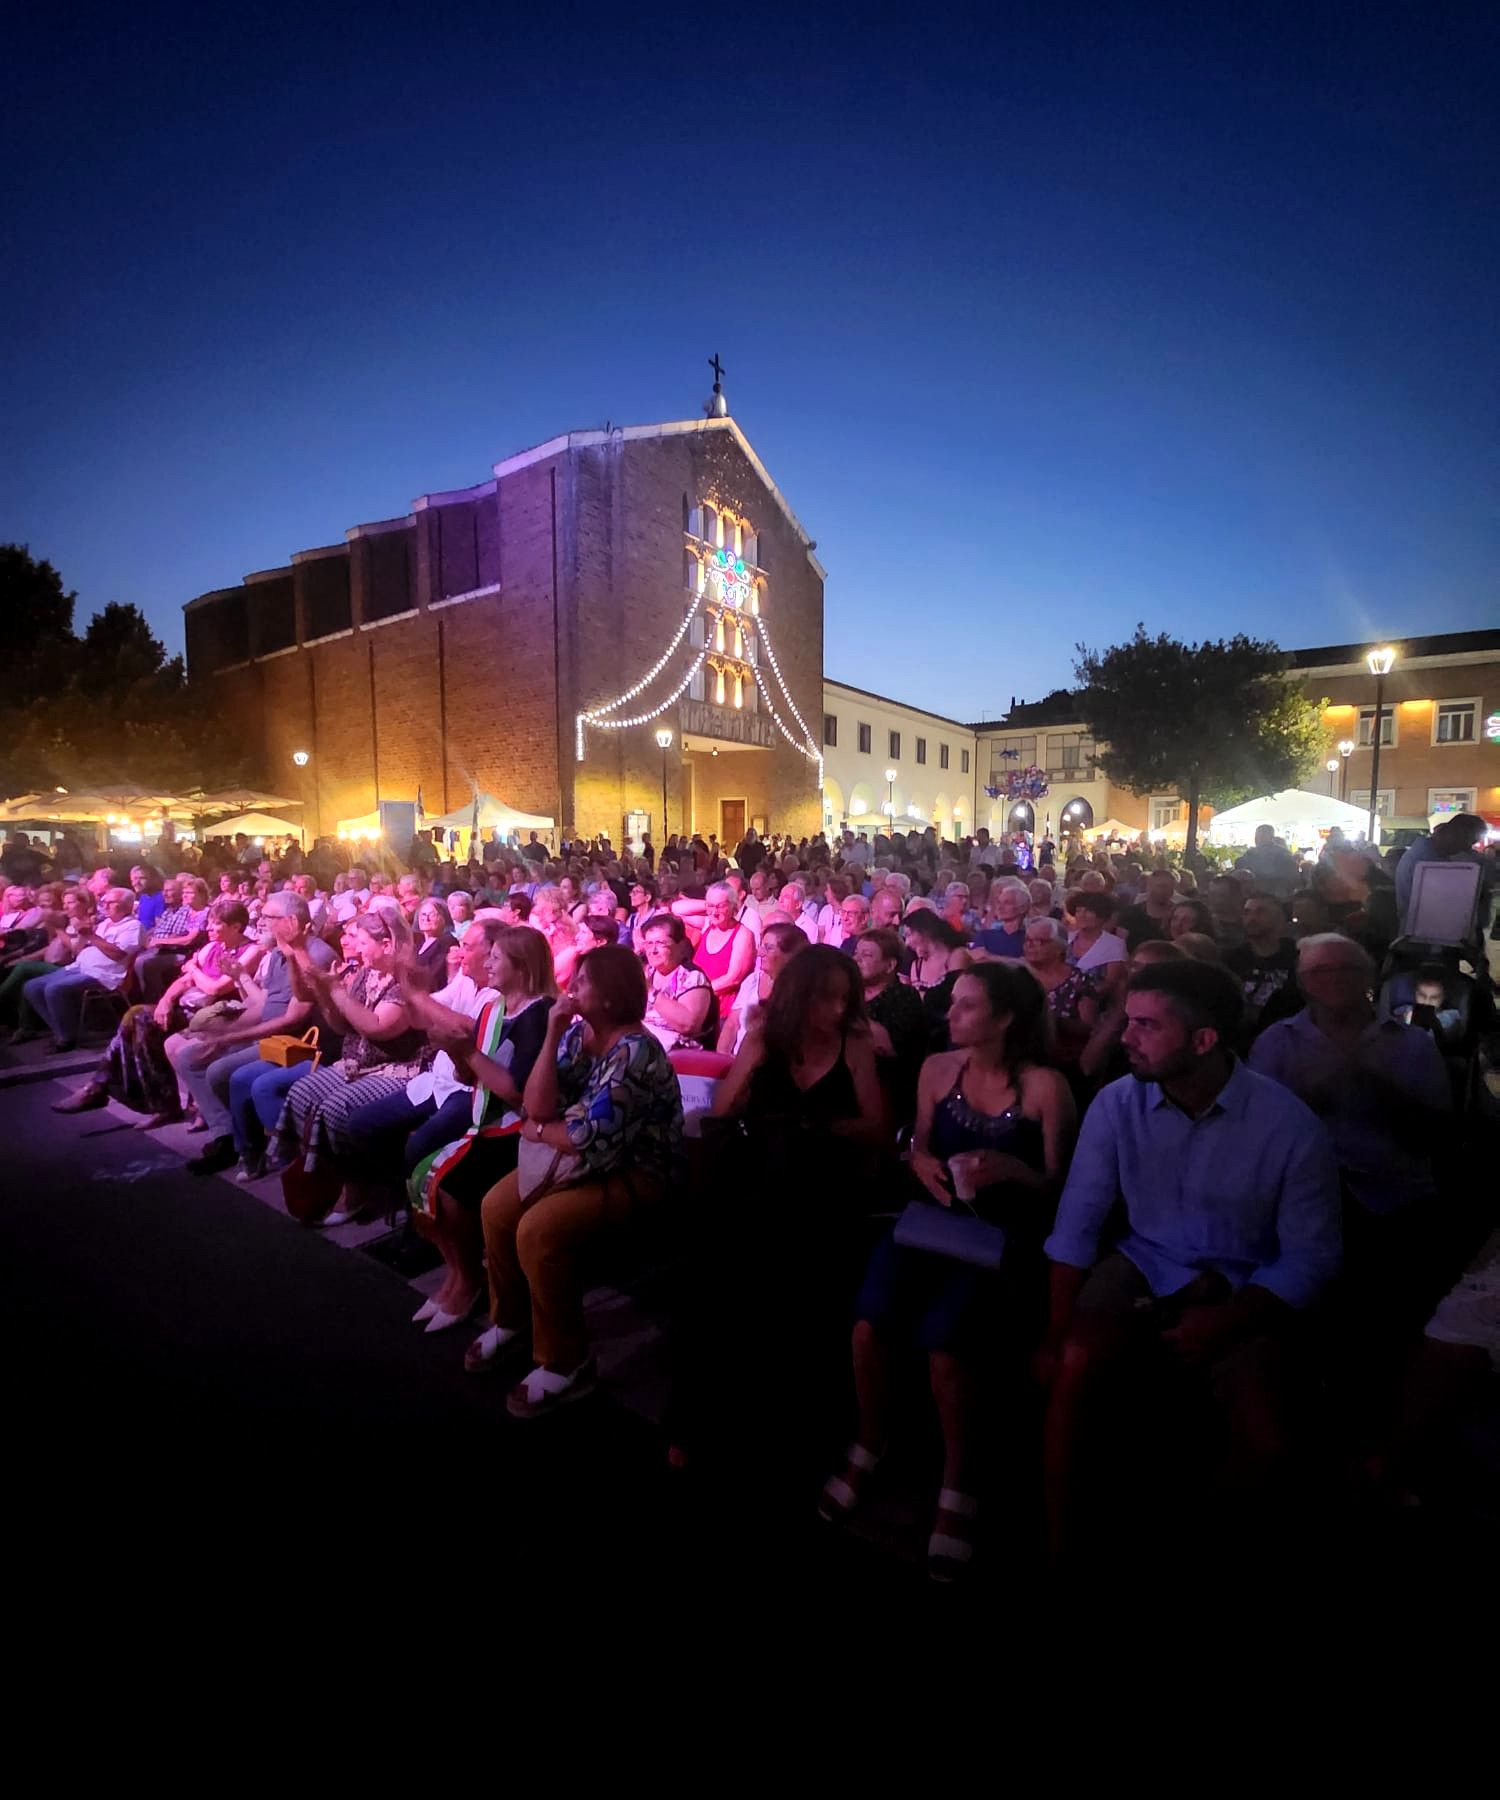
1039;959;1339;1559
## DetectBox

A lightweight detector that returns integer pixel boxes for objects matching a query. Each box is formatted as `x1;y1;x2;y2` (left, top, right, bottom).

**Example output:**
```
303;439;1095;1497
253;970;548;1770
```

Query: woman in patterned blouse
470;944;684;1418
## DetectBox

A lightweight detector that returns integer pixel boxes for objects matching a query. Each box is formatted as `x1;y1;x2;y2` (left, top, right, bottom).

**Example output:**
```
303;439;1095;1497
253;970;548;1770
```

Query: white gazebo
427;792;555;838
1205;789;1376;850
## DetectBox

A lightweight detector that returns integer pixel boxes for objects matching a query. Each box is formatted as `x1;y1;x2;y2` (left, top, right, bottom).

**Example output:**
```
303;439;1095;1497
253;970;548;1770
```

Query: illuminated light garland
574;648;708;759
581;588;705;724
749;656;824;792
752;614;821;779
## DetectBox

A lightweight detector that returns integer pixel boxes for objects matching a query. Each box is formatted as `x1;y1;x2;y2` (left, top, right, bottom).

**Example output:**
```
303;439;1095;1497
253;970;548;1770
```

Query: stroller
1376;859;1495;1116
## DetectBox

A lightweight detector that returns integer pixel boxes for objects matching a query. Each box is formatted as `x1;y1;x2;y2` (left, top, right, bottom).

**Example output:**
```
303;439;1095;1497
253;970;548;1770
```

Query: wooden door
720;798;746;845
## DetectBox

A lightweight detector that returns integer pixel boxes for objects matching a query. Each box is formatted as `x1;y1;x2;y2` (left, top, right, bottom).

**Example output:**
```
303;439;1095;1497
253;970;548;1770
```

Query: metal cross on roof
708;353;725;385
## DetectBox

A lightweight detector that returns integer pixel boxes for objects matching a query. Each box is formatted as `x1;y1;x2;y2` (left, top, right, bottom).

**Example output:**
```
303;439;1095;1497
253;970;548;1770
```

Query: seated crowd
6;810;1496;1576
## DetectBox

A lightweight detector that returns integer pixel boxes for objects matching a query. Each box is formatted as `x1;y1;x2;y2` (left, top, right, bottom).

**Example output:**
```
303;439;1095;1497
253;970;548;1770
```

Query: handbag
893;1196;1007;1270
281;1143;343;1224
516;1133;583;1201
259;1026;321;1068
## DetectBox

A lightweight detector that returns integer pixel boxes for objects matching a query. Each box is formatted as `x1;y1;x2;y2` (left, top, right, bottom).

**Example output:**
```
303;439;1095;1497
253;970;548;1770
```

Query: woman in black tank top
669;949;889;1473
821;962;1076;1582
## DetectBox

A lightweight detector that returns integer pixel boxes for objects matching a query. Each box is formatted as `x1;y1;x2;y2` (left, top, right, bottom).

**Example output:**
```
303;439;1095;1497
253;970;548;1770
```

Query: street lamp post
655;727;674;843
292;750;311;849
1365;647;1395;845
1325;757;1340;798
1337;739;1354;804
884;767;897;838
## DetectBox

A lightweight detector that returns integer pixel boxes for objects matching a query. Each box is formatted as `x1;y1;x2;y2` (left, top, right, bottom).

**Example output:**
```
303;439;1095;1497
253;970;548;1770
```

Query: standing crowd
4;808;1496;1577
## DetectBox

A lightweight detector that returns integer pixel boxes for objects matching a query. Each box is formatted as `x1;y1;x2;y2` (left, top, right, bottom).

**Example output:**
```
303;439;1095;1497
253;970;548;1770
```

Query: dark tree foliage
1073;626;1327;855
0;546;251;797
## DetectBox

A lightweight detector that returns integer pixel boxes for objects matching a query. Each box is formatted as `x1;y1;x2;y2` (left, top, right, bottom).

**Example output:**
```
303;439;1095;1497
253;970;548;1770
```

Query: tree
76;601;185;700
0;544;77;693
0;549;247;799
1073;627;1327;856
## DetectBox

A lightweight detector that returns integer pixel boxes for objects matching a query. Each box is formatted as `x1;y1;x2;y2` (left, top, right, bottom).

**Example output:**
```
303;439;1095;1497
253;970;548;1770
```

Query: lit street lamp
884;767;898;837
292;749;311;847
1337;738;1354;804
1326;757;1340;797
655;727;674;841
1364;647;1395;843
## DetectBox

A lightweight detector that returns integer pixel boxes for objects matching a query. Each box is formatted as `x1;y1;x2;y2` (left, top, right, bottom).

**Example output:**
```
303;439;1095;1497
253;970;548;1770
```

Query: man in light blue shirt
1042;959;1340;1557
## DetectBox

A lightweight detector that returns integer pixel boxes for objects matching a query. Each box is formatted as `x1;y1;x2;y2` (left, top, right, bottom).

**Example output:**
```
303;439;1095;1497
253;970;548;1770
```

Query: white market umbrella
190;787;299;814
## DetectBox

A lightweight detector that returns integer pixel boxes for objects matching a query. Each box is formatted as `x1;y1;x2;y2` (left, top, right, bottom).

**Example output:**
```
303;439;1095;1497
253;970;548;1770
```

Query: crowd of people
3;808;1496;1577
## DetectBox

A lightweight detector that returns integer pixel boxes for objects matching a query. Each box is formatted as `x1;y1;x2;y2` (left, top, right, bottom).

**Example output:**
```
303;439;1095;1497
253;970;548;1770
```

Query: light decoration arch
576;501;820;789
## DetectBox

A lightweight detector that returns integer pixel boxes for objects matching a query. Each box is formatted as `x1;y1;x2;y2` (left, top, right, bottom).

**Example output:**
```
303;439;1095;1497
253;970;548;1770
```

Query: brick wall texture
185;421;825;844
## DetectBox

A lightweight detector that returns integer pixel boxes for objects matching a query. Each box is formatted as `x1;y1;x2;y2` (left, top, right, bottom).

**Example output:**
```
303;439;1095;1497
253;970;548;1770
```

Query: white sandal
464;1324;521;1374
505;1358;597;1419
927;1488;978;1582
817;1442;883;1523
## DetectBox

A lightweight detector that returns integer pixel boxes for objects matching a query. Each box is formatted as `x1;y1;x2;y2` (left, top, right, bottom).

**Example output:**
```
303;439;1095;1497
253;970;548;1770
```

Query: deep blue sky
3;2;1495;720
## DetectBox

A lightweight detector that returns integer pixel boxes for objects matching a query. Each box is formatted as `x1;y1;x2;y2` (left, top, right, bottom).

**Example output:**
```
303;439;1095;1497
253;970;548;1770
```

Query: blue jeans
403;1091;476;1174
21;968;112;1044
228;1058;312;1156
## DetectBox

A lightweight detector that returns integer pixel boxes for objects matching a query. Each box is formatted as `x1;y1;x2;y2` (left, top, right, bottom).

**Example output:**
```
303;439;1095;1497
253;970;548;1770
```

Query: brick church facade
184;414;826;847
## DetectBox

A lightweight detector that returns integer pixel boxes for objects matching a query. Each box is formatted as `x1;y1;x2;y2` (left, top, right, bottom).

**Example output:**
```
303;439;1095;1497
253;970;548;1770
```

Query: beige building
1290;629;1500;830
822;681;1171;842
821;681;976;837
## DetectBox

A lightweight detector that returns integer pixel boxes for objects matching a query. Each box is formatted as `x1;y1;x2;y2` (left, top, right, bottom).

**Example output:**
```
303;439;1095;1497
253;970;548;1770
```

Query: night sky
4;3;1495;720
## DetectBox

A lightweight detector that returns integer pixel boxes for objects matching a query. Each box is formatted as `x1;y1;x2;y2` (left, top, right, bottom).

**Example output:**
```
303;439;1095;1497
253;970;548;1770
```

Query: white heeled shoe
425;1294;482;1334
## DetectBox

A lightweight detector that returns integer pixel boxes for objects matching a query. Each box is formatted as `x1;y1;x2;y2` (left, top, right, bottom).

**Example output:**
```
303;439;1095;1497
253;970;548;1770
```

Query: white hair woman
692;881;756;1014
1021;915;1100;1070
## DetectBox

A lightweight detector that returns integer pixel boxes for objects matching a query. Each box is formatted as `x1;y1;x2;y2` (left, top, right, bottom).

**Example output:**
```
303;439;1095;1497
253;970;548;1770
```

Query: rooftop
1285;627;1500;668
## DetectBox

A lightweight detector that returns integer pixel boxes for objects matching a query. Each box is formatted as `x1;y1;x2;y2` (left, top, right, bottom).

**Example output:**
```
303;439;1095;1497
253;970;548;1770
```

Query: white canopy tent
427;792;555;834
1205;789;1376;850
201;812;303;839
335;809;383;842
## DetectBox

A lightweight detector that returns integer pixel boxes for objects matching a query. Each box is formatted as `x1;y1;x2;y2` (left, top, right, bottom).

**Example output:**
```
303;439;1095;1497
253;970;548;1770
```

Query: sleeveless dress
694;926;748;1013
857;1061;1048;1355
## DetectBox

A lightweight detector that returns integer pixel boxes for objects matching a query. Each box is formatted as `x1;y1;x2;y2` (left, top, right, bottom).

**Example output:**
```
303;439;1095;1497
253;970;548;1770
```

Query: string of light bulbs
579;587;706;725
574;647;709;759
750;615;822;785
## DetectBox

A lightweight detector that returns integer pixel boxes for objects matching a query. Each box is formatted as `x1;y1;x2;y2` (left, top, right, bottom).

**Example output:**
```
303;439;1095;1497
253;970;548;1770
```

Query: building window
1150;797;1185;831
857;721;872;754
1350;789;1396;819
1357;707;1396;748
823;713;838;748
960;749;970;774
1428;787;1477;817
915;737;927;765
889;730;901;761
992;736;1036;784
1433;699;1479;745
939;743;949;770
1047;730;1095;776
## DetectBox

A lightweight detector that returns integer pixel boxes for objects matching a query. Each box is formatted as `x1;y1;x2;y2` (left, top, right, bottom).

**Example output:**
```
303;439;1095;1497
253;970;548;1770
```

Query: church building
183;378;826;848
